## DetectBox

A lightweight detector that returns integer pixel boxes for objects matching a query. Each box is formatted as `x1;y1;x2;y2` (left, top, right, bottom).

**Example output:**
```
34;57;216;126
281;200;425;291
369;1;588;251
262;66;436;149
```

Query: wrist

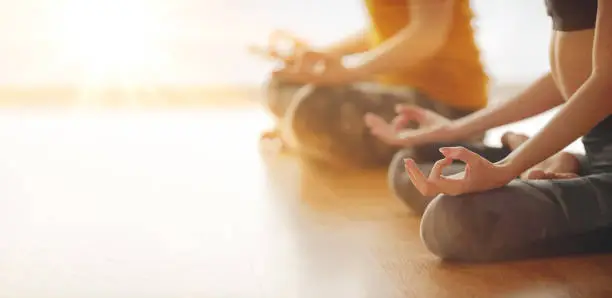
346;63;375;81
445;121;471;141
319;49;344;59
350;50;383;77
494;155;524;179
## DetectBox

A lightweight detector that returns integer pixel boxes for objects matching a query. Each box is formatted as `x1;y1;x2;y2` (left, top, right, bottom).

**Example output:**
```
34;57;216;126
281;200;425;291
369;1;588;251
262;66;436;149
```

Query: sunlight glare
49;0;168;86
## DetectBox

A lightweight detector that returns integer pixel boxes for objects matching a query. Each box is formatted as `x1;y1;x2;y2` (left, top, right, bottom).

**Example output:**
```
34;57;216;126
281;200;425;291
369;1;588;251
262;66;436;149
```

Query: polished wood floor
0;106;610;298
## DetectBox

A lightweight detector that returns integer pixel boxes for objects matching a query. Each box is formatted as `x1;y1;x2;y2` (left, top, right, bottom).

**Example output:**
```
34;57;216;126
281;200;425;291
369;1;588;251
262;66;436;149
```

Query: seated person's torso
546;0;612;170
546;0;597;100
364;0;488;110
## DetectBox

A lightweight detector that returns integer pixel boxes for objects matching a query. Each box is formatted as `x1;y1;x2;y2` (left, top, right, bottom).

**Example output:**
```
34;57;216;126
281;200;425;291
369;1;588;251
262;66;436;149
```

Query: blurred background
0;2;596;296
0;0;551;106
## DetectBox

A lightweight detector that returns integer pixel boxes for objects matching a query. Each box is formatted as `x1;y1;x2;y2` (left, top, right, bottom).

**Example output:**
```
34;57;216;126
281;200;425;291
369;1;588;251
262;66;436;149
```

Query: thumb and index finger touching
392;105;427;129
439;146;485;166
246;30;310;64
362;105;428;148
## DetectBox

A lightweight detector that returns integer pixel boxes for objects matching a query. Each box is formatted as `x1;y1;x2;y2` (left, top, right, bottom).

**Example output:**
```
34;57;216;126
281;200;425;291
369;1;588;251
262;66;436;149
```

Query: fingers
248;45;277;61
405;157;468;196
403;159;419;185
395;104;426;120
439;146;485;167
391;115;409;130
393;105;426;128
364;113;399;145
365;110;440;147
272;49;332;83
271;30;309;48
294;51;327;74
266;30;310;67
364;113;387;130
269;30;308;53
429;157;453;179
404;158;437;196
366;104;426;135
429;160;467;195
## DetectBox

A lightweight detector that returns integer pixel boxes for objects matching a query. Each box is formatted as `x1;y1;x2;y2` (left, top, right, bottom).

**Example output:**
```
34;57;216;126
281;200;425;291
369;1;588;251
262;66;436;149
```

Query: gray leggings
422;174;612;262
390;122;612;262
262;78;483;168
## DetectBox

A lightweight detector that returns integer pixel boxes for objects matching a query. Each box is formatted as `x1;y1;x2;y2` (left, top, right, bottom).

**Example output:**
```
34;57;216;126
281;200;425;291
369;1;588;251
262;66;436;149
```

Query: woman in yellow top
262;0;501;169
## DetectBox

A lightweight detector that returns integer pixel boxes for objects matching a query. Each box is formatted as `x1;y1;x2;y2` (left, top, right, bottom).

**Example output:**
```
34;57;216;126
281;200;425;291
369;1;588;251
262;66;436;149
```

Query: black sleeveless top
545;0;597;31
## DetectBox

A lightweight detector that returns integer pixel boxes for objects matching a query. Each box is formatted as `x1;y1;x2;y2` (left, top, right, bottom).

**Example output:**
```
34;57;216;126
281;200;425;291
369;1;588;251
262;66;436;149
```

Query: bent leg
262;77;305;118
420;174;612;262
288;83;491;168
287;83;418;167
259;78;308;146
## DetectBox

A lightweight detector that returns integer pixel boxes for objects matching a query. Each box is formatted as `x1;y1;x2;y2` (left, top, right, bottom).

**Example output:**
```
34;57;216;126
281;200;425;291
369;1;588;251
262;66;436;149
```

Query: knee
262;76;303;117
263;76;285;96
420;193;497;262
289;85;343;135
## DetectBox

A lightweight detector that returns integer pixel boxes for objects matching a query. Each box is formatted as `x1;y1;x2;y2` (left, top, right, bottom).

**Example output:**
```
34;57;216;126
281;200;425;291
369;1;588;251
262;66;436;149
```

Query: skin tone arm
501;0;612;175
252;29;368;64
365;72;565;147
449;73;565;139
400;0;612;196
272;0;456;84
320;29;371;56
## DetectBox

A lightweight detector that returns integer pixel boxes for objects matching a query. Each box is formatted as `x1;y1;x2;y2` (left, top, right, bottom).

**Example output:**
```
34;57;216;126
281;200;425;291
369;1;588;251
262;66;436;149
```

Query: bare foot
501;132;580;180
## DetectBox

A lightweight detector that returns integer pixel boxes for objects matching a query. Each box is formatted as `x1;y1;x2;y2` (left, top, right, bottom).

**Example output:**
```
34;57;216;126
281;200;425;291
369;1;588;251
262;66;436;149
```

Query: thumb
364;113;401;145
395;105;426;123
439;146;484;166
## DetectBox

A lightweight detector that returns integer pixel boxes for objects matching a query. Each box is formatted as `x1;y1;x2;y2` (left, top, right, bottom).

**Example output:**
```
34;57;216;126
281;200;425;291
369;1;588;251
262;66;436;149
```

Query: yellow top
364;0;488;110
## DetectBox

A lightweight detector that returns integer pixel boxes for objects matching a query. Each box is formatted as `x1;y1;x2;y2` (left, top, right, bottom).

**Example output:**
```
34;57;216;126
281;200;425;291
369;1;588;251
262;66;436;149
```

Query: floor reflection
0;106;606;298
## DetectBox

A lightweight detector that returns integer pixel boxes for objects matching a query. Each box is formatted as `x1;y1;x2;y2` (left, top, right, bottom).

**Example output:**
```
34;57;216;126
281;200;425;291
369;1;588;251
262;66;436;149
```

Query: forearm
352;24;445;75
320;29;371;56
502;74;612;174
451;73;565;138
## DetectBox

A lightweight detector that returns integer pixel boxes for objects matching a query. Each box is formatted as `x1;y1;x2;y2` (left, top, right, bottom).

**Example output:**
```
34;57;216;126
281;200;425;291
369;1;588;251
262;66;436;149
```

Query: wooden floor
0;106;610;298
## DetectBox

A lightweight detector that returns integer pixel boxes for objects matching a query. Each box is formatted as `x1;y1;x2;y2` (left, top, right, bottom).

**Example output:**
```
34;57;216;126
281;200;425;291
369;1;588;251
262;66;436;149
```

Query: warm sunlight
47;0;169;87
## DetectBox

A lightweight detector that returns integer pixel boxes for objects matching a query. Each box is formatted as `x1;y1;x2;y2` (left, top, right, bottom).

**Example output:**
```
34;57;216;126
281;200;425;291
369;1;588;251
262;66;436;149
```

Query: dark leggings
421;174;612;262
262;78;488;168
395;117;612;262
